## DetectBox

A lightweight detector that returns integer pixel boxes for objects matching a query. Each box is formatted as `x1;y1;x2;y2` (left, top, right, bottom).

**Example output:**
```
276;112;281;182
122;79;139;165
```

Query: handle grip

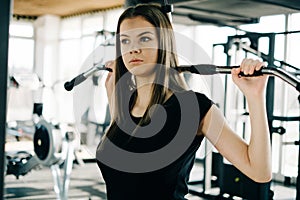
64;74;86;91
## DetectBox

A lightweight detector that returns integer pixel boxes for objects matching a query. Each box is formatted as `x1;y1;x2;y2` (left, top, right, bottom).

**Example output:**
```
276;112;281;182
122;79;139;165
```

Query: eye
140;36;151;43
120;38;130;45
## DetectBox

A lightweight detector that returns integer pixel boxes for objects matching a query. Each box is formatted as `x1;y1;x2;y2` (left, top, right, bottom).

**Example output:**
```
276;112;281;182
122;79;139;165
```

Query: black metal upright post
265;33;276;199
0;0;11;199
297;95;300;200
266;33;276;139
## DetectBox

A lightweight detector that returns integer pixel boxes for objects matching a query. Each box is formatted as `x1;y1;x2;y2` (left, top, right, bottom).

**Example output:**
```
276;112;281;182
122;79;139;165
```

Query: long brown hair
108;3;188;138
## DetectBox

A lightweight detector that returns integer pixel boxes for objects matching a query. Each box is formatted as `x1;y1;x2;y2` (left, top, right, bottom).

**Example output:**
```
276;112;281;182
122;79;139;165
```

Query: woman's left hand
231;58;268;99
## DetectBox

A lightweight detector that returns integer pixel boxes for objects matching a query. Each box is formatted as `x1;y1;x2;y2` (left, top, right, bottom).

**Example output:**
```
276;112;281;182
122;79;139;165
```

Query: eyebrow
120;31;155;37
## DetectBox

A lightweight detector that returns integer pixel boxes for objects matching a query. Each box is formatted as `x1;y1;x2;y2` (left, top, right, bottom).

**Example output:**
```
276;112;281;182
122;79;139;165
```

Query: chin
128;65;156;77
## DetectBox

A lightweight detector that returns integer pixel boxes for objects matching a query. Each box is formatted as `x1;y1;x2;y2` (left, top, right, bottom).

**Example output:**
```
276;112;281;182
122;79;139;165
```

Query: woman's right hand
105;60;116;116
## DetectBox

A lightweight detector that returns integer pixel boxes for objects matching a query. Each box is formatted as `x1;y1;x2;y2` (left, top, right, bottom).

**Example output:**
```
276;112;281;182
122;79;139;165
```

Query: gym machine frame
188;31;300;199
0;0;10;199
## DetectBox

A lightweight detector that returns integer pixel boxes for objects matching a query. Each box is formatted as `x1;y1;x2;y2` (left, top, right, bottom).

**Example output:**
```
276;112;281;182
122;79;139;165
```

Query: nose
129;45;141;54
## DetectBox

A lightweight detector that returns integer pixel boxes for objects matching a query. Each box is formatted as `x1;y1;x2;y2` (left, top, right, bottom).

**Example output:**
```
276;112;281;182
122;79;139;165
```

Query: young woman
96;3;271;200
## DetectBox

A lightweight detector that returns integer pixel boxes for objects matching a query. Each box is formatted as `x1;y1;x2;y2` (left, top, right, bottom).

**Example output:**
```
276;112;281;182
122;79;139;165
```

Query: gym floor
4;154;297;200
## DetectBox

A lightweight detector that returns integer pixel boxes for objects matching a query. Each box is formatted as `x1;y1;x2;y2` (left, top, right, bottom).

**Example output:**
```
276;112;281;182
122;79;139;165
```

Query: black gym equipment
33;103;65;167
190;30;299;200
31;103;80;199
65;61;300;93
6;151;39;179
34;119;64;166
0;0;10;199
5;99;81;199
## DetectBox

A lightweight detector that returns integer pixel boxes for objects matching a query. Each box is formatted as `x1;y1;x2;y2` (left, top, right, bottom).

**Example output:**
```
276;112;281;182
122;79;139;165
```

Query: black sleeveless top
96;90;213;200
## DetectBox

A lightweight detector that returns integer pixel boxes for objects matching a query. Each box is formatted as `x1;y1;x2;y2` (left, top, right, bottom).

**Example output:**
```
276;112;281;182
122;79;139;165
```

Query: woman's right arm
198;59;271;183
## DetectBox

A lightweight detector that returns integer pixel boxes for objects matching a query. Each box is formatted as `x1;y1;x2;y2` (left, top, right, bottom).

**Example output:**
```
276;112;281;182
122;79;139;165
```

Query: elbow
248;157;272;183
251;172;272;183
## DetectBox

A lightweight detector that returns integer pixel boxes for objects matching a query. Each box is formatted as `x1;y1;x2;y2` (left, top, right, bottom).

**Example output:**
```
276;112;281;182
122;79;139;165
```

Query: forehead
120;16;156;35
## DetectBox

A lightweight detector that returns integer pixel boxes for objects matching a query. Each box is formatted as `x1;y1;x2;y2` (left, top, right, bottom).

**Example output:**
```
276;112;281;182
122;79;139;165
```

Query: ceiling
13;0;125;17
13;0;300;27
171;0;300;26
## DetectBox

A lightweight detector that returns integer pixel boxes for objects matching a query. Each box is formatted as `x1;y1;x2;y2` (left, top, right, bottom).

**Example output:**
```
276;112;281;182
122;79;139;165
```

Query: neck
135;83;153;108
134;74;156;105
129;74;156;117
132;75;171;117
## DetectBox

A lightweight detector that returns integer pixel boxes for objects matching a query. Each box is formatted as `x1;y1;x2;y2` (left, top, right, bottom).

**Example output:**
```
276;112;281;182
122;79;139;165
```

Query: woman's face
119;16;159;77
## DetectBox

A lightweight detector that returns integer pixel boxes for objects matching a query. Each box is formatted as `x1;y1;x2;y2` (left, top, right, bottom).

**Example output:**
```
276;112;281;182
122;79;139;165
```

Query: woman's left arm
199;58;272;183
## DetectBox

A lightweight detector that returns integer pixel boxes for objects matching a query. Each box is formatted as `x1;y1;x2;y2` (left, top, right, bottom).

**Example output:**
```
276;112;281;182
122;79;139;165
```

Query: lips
129;58;143;64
